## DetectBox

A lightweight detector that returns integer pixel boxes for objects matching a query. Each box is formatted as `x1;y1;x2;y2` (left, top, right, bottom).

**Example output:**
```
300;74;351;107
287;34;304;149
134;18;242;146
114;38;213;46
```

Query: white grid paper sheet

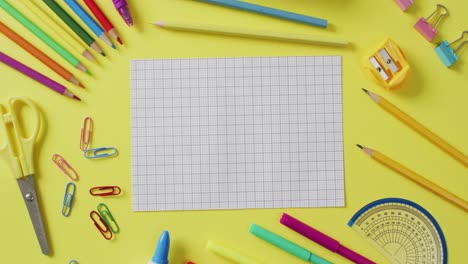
131;56;344;211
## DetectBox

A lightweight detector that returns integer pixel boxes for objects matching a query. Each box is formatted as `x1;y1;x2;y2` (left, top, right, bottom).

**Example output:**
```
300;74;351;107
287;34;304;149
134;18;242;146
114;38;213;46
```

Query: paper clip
97;203;120;233
414;4;448;42
90;210;113;240
62;182;76;217
52;154;79;181
394;0;413;11
84;147;118;159
69;260;79;264
80;117;93;151
89;186;122;197
435;31;467;67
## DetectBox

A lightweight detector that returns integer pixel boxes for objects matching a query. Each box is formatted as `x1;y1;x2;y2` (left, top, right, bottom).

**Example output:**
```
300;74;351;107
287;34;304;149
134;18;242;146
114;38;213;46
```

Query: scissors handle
0;97;40;179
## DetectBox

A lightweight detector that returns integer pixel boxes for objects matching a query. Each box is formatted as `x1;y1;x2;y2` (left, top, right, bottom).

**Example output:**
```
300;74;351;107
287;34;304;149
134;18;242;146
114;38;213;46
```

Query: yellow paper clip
52;154;79;181
80;117;93;151
62;182;76;217
363;38;410;90
97;203;120;233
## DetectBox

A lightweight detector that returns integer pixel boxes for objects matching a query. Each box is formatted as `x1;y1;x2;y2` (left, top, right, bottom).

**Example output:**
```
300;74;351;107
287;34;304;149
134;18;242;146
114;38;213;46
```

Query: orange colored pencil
0;21;84;88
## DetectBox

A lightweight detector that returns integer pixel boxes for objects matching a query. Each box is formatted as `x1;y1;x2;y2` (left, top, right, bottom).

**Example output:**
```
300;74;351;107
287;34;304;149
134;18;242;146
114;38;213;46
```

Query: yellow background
0;0;467;263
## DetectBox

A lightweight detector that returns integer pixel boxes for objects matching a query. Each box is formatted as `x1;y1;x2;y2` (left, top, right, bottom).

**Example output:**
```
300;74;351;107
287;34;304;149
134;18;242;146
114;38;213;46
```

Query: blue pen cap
151;230;170;264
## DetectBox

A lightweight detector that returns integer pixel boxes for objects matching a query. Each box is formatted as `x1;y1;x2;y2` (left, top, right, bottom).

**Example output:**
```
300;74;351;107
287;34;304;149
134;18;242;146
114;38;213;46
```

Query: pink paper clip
90;211;113;240
394;0;414;11
80;117;93;151
414;4;448;42
89;186;122;197
52;154;79;181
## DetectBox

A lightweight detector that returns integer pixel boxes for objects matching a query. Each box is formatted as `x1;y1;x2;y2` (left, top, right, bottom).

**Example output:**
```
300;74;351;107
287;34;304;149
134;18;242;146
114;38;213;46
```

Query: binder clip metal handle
435;31;467;67
414;4;448;42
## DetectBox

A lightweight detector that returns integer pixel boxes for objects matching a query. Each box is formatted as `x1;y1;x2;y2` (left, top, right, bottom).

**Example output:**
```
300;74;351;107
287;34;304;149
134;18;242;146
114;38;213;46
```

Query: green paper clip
84;147;118;159
97;203;119;233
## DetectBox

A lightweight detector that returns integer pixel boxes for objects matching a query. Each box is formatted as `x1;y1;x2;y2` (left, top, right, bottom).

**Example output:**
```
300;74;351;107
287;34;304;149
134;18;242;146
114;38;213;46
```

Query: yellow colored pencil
357;144;468;212
363;88;468;168
153;21;348;47
18;0;94;61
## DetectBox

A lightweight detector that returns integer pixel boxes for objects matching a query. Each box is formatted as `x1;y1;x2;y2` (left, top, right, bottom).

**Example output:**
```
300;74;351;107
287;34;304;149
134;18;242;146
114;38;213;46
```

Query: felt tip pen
149;230;170;264
112;0;133;26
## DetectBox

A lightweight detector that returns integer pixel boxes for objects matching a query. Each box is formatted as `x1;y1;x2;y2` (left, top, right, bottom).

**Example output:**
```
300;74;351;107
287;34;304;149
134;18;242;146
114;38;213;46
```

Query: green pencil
0;0;88;73
42;0;104;56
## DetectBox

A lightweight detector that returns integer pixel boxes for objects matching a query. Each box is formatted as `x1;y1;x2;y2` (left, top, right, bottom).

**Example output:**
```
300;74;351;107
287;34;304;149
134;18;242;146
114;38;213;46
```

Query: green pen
250;224;332;264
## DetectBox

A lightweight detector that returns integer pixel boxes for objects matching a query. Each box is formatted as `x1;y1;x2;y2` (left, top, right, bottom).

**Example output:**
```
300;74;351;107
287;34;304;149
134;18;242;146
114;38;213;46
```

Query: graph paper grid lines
130;56;344;211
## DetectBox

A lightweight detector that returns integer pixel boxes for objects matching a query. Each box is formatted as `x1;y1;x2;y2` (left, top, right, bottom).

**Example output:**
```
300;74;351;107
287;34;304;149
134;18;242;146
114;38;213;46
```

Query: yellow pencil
357;144;468;212
363;88;468;168
18;0;94;61
153;21;349;47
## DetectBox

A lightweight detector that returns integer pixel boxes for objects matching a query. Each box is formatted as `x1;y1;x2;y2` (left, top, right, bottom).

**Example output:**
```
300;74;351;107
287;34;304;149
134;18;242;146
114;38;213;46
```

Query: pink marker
112;0;133;26
414;4;448;42
280;213;376;264
394;0;414;11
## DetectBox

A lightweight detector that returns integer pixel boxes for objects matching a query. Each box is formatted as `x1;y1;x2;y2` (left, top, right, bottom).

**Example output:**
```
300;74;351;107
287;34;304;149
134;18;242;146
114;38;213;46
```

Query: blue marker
64;0;115;49
149;230;170;264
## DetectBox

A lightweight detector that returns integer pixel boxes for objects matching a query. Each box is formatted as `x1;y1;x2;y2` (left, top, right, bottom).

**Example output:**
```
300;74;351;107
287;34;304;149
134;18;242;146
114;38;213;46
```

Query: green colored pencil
0;0;88;73
42;0;104;56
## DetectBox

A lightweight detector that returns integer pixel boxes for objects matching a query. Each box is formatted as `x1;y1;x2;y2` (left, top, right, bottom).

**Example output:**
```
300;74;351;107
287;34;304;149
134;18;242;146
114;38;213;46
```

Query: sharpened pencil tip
73;95;81;101
356;144;363;149
362;88;368;93
117;38;123;45
79;83;85;89
101;52;106;57
86;70;92;76
112;44;116;49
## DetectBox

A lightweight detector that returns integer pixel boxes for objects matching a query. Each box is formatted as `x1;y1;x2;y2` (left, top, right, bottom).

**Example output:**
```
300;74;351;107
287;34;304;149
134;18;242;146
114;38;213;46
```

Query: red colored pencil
83;0;123;45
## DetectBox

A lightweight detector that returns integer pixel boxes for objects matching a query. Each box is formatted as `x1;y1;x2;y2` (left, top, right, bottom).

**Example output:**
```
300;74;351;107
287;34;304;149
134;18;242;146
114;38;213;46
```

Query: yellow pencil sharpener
363;38;410;90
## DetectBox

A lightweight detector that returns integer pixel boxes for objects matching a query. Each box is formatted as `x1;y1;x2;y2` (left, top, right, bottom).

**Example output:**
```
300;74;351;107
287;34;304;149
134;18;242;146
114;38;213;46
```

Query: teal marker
249;224;332;264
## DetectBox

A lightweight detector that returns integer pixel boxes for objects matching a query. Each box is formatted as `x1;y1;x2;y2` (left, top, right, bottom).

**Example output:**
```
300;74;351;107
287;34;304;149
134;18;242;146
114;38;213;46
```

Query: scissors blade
17;175;50;255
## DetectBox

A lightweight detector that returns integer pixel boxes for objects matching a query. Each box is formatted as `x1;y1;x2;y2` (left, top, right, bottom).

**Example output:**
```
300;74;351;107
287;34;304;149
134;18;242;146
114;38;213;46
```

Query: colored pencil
0;0;89;74
42;0;104;56
0;51;80;101
357;145;468;212
154;21;348;47
0;21;84;88
363;88;468;167
64;0;115;49
19;0;94;61
83;0;122;45
195;0;328;28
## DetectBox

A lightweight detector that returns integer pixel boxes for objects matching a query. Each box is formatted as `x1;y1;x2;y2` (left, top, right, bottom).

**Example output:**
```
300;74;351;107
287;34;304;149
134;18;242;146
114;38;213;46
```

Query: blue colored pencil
64;0;115;48
195;0;328;28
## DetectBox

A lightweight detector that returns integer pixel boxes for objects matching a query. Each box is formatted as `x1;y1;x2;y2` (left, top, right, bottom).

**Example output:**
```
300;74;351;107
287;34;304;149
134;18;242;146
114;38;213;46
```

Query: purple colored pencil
0;51;80;101
280;213;376;264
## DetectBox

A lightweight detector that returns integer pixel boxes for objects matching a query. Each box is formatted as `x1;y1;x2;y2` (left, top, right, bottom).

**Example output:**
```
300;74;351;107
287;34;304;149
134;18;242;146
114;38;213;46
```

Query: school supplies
84;147;118;159
349;198;448;264
112;0;133;26
0;97;50;255
130;56;344;211
414;4;448;42
62;182;76;217
80;117;93;151
90;210;113;240
207;241;262;264
69;260;79;264
52;154;79;181
357;145;468;212
0;0;89;73
435;31;467;67
394;0;413;11
195;0;327;28
42;0;104;55
83;0;123;45
363;38;410;89
64;0;115;48
97;203;119;233
280;213;375;264
89;186;121;197
362;89;468;167
18;0;94;61
0;21;84;87
154;21;348;47
0;52;81;101
250;224;332;264
149;231;170;264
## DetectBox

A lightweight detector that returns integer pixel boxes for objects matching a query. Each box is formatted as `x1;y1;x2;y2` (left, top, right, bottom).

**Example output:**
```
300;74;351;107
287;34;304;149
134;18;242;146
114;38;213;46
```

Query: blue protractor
348;198;447;264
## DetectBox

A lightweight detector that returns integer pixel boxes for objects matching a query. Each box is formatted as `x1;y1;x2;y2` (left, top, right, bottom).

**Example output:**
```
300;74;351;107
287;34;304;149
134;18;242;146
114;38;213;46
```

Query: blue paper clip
435;31;467;67
84;147;118;159
62;182;76;217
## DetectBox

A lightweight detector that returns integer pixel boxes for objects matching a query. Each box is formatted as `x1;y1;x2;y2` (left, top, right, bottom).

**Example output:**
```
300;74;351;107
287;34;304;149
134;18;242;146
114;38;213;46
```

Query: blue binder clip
435;31;467;67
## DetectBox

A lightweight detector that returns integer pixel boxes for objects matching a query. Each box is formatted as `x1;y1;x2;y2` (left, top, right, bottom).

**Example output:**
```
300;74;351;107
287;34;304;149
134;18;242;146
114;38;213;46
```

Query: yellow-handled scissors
0;97;49;255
